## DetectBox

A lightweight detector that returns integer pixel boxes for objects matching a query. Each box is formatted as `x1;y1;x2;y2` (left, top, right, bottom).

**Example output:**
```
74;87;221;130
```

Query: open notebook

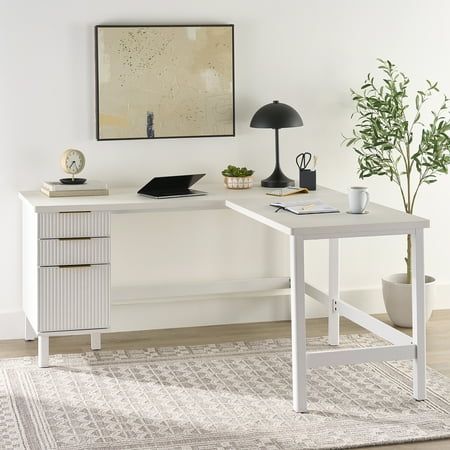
270;199;339;215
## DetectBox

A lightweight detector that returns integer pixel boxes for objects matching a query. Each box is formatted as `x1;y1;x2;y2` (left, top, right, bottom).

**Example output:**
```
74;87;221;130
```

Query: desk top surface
19;184;428;237
226;187;429;237
19;184;266;213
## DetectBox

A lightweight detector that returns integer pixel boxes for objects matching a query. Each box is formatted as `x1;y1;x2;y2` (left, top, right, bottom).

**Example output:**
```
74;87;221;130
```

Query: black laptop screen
138;174;205;196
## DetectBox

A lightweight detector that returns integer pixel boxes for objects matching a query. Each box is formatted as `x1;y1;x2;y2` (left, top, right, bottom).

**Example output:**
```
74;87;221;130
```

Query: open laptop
137;174;207;198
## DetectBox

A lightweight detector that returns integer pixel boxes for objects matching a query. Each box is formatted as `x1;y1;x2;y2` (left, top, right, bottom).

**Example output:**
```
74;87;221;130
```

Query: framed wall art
95;25;235;140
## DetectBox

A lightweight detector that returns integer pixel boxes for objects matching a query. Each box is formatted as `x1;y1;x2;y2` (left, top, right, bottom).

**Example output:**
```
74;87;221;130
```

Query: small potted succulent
222;165;255;189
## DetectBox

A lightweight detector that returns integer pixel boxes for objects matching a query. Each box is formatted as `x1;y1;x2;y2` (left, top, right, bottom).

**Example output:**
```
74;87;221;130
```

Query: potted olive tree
345;59;450;327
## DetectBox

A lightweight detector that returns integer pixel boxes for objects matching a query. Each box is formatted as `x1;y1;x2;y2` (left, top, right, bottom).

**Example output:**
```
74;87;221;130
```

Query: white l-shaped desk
19;184;429;412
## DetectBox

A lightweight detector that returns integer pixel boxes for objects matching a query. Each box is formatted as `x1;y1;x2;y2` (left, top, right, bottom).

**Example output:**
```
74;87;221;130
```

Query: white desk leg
91;332;102;351
290;235;307;413
25;317;37;341
328;239;340;346
412;229;426;400
38;335;49;368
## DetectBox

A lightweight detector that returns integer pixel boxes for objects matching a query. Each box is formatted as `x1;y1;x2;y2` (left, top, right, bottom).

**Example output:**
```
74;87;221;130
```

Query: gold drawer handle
58;211;92;214
58;237;92;241
58;264;92;269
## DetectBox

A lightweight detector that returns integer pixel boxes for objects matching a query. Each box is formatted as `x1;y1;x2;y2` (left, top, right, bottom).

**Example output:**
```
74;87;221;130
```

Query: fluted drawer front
38;265;110;332
39;237;110;266
38;211;110;238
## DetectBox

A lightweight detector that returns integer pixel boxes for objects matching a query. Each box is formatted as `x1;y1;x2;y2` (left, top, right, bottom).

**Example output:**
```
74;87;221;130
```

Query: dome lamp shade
250;100;303;187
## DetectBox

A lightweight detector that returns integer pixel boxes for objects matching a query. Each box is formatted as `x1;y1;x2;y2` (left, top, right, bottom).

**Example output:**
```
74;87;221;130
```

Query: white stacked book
41;180;109;197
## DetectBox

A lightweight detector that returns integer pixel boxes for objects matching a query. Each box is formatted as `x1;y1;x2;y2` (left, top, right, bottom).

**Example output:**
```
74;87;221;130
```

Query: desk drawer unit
38;211;110;238
38;265;110;332
39;237;110;266
27;210;112;333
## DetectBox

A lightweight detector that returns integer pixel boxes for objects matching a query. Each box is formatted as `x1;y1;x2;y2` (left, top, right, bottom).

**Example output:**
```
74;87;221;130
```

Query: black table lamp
250;100;303;187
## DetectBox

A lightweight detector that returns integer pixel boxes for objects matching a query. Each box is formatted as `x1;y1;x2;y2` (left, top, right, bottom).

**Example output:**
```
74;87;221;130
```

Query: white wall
1;0;450;339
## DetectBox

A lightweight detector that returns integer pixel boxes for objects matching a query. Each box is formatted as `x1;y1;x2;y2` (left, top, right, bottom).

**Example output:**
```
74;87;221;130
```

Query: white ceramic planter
224;176;253;189
382;273;435;328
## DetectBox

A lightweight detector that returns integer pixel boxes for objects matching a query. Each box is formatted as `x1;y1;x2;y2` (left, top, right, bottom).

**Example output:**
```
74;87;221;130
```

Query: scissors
296;152;312;170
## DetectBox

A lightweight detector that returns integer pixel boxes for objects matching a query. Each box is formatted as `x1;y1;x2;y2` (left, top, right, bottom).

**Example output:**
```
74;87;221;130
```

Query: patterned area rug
1;334;450;450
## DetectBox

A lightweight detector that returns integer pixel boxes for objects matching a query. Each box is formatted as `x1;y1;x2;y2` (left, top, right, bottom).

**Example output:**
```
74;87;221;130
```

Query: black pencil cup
299;169;316;190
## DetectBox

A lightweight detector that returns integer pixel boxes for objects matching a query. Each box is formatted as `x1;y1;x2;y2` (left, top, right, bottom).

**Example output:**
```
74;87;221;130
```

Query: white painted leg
38;335;49;368
412;229;426;400
90;332;101;350
289;235;307;413
24;317;37;341
328;239;340;346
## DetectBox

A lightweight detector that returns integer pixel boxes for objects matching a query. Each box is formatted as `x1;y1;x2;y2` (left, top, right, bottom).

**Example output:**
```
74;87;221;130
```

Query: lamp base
261;168;295;188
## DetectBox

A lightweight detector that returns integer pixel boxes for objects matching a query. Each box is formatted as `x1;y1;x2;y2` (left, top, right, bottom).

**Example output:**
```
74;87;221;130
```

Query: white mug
348;186;369;213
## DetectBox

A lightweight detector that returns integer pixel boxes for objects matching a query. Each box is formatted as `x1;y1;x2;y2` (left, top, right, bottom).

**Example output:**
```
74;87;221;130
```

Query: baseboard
1;285;449;340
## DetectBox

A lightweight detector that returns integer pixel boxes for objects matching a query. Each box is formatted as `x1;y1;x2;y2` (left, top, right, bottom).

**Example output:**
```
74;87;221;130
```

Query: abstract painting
95;25;235;140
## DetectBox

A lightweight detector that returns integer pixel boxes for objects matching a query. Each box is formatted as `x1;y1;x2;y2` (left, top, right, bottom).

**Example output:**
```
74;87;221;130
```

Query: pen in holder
296;152;317;190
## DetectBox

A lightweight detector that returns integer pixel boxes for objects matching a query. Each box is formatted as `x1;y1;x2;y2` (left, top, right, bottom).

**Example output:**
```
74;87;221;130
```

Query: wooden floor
1;309;449;450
